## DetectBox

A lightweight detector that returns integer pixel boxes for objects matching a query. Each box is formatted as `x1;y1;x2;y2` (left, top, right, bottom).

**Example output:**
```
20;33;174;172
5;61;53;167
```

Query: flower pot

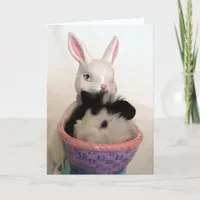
58;120;143;174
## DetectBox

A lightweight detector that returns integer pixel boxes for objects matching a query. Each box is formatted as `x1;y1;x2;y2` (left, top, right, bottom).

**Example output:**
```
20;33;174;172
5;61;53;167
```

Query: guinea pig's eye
83;74;92;82
101;120;108;128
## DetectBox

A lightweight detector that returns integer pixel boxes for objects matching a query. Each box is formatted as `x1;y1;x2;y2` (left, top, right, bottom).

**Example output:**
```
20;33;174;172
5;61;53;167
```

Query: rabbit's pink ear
68;32;91;64
102;36;119;64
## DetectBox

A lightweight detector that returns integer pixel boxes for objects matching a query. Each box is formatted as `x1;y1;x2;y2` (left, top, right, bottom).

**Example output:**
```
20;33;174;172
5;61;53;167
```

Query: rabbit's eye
83;74;91;82
101;120;108;128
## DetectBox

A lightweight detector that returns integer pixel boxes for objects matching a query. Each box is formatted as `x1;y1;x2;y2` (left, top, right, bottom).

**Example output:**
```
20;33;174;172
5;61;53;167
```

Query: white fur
68;32;119;95
74;109;137;144
102;90;119;104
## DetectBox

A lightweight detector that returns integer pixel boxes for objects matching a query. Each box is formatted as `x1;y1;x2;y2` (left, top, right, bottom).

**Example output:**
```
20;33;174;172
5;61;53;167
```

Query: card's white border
48;18;144;25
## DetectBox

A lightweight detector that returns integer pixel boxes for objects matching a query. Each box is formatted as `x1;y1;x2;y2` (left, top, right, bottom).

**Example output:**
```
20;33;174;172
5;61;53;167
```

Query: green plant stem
184;75;192;124
184;0;193;124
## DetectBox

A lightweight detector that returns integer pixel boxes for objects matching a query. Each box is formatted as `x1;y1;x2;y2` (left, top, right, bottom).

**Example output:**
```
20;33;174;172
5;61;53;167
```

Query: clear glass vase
162;72;200;123
161;72;200;144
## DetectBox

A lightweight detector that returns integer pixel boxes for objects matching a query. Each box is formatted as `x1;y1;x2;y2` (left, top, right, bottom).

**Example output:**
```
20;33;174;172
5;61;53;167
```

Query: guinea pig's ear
68;32;91;64
110;100;136;120
102;36;119;64
81;91;94;105
81;90;105;106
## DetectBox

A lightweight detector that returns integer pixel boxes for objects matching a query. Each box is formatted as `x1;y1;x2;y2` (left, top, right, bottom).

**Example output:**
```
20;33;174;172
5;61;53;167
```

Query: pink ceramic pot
59;120;143;174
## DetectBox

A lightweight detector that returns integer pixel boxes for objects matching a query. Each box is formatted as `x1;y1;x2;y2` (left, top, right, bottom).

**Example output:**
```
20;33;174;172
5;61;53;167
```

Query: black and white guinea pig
64;90;138;144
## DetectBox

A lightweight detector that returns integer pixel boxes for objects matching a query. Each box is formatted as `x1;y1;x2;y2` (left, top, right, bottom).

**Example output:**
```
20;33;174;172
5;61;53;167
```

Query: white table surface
154;118;200;175
1;118;200;199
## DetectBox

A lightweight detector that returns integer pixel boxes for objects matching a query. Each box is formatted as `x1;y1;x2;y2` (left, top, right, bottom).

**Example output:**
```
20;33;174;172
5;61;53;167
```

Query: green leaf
191;101;200;123
178;0;186;50
193;23;199;60
174;24;184;64
196;46;199;59
191;83;200;123
193;47;199;71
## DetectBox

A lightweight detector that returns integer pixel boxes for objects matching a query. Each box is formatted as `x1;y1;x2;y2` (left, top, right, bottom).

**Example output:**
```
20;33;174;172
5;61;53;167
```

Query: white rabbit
64;90;138;144
68;32;119;103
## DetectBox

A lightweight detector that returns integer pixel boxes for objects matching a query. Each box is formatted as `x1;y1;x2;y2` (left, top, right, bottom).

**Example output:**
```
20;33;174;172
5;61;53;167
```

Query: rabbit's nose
101;84;107;90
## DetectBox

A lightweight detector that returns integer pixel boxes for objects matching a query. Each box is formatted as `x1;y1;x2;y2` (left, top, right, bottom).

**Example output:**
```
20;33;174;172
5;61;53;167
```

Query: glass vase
161;72;200;144
162;72;200;124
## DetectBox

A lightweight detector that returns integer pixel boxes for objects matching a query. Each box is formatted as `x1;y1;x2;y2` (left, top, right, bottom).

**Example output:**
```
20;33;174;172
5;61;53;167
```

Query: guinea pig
64;90;137;144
